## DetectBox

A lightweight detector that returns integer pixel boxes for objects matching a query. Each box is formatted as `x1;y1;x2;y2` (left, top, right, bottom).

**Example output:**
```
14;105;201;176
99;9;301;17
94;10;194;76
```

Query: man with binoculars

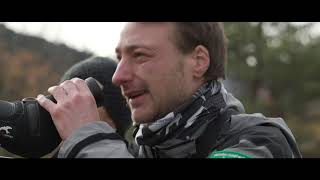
34;22;302;158
0;22;302;158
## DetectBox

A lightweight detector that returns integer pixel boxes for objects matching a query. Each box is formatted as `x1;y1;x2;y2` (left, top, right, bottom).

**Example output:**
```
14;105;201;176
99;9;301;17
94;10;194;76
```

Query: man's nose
112;59;133;87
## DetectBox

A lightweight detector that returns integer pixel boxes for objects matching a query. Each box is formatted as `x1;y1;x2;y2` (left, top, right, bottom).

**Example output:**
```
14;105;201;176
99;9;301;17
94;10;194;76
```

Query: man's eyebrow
116;44;155;54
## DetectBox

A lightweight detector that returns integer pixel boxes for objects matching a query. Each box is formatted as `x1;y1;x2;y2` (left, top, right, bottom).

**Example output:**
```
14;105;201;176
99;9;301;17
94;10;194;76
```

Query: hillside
0;24;93;101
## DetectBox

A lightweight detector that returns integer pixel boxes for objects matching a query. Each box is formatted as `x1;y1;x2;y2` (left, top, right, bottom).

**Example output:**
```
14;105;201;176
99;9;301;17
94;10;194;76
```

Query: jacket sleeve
209;126;296;158
57;121;134;158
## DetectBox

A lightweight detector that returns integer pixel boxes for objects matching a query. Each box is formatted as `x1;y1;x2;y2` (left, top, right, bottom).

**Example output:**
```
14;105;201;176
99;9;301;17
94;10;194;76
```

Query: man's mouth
125;90;148;101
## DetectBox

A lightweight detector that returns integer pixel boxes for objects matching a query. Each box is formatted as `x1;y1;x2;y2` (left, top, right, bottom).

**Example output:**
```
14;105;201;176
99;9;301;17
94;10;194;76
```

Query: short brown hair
172;22;227;80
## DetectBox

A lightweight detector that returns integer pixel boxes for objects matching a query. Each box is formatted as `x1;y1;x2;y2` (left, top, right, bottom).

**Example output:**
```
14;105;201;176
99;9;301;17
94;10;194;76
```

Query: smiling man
37;22;302;158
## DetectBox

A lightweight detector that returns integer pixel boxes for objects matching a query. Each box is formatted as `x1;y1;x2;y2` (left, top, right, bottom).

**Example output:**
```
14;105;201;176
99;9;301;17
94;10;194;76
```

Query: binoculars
0;77;103;158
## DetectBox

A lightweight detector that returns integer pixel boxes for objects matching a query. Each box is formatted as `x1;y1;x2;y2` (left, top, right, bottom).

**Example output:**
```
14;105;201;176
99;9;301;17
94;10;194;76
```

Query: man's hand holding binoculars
37;78;101;140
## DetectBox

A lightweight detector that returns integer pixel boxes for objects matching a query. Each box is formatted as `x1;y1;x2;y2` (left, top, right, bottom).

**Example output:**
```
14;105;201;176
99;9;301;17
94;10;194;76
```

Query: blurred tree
224;22;320;157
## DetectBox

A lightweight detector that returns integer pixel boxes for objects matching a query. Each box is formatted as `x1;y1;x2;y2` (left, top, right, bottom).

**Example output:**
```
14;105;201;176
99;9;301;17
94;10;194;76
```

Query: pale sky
2;22;320;58
2;22;126;57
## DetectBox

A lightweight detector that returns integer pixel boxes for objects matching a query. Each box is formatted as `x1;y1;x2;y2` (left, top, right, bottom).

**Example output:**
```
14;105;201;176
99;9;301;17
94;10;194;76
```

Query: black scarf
134;80;227;158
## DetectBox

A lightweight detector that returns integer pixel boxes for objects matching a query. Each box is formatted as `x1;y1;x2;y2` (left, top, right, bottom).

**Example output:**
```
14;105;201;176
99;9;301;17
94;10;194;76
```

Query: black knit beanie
60;56;132;137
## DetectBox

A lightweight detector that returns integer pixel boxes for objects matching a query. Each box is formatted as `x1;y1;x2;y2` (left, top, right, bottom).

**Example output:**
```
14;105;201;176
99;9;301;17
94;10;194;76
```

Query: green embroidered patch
208;150;251;158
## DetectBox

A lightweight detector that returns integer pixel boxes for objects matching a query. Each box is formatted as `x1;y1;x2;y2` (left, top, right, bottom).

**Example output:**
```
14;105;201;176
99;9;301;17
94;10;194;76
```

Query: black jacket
56;85;301;158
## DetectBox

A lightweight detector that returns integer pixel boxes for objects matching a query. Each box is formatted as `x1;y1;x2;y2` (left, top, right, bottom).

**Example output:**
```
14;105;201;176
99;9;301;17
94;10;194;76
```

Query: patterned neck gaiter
135;80;227;158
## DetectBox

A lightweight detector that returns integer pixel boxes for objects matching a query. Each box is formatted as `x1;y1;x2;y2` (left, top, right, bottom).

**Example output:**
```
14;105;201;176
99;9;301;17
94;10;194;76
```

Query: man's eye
116;55;122;61
133;52;145;58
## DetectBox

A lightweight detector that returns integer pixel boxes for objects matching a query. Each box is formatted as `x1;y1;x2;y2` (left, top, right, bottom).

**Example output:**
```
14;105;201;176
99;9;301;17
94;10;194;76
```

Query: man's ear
191;45;210;78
